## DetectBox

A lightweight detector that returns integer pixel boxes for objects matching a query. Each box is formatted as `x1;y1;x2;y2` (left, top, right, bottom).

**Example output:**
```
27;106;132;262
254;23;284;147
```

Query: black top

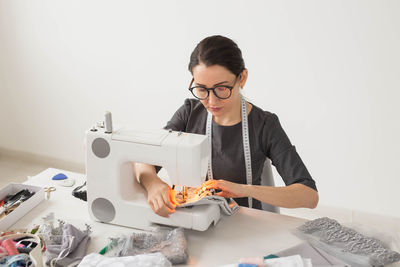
161;98;317;209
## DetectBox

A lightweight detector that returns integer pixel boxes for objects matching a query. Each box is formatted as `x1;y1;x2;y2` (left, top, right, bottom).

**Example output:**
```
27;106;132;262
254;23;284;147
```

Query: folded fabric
105;227;187;265
297;217;400;267
178;195;240;216
78;252;172;267
39;220;91;267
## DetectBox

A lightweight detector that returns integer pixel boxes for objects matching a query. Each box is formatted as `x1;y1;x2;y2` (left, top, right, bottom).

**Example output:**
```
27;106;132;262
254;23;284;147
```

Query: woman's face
192;63;242;118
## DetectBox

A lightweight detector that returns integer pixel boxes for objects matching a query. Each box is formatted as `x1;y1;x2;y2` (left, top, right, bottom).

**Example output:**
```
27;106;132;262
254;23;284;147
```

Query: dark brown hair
188;35;245;77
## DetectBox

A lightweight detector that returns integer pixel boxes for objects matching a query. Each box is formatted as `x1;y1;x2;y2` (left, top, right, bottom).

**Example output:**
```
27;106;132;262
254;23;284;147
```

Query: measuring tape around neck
206;95;254;208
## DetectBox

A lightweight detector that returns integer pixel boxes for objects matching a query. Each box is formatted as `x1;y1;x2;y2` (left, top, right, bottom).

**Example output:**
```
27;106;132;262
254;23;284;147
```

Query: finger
166;206;176;214
168;189;179;207
158;208;169;218
148;200;156;213
216;192;228;197
155;196;166;212
205;182;221;191
203;180;215;186
159;206;176;218
162;190;175;210
152;199;161;214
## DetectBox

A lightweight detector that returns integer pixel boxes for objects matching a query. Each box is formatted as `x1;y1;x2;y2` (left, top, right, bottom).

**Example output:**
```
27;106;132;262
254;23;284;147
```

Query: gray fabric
297;217;400;267
105;227;187;265
39;221;91;267
178;195;239;215
46;235;91;267
159;98;317;209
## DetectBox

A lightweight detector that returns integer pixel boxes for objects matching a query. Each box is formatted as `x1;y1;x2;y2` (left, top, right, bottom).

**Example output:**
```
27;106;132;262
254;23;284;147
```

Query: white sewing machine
85;112;220;231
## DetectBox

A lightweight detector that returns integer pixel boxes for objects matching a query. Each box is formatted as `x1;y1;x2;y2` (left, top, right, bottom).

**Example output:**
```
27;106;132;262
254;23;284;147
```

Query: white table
16;168;307;266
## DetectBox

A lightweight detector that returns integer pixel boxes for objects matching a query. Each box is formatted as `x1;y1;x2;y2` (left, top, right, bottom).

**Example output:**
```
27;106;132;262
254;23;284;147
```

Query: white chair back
260;158;280;213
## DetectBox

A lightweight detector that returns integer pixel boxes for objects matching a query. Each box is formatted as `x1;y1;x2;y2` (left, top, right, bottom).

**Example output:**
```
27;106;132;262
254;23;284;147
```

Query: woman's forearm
134;163;159;191
243;183;319;209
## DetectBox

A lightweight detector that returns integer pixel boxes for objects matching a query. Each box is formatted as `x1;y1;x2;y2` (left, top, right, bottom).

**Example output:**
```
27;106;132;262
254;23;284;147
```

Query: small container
0;183;45;230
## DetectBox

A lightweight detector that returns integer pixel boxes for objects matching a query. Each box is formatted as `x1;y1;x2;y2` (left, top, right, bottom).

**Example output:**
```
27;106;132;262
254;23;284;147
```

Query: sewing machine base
90;198;221;231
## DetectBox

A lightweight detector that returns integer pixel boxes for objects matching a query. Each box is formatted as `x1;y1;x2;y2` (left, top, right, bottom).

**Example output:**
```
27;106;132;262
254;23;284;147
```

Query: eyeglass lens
192;86;231;99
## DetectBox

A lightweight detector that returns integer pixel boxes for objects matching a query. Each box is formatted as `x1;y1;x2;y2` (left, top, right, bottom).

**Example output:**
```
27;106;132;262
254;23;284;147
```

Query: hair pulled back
188;35;245;77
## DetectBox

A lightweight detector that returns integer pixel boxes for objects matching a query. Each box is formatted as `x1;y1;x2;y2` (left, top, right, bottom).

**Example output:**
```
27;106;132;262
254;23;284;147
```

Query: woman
135;35;318;218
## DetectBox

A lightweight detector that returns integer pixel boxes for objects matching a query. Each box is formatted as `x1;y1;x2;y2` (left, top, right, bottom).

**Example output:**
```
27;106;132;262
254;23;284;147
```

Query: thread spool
2;238;19;255
104;111;113;134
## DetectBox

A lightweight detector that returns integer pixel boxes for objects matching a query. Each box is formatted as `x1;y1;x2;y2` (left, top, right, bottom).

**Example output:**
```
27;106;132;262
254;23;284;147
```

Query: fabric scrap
105;227;187;265
178;195;239;215
297;217;400;267
39;220;91;267
78;252;171;267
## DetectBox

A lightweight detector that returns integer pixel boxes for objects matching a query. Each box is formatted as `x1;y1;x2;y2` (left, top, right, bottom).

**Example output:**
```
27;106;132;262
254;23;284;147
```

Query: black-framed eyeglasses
188;76;239;100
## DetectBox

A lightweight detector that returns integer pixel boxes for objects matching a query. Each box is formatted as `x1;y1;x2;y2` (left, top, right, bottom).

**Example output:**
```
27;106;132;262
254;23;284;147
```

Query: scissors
44;187;56;199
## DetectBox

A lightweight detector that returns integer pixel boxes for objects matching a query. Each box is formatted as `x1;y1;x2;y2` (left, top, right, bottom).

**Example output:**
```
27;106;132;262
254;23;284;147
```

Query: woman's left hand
199;179;246;198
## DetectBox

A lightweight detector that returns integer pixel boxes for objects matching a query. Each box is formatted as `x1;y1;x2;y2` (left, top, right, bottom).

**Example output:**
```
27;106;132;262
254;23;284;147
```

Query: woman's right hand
134;163;179;218
146;178;178;218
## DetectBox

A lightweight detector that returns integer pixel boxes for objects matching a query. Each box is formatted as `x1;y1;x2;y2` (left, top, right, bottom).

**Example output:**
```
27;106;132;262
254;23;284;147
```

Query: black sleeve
163;99;192;131
263;113;317;191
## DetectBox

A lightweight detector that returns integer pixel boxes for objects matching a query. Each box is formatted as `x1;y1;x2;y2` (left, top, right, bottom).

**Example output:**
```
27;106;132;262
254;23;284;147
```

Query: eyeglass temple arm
189;78;194;89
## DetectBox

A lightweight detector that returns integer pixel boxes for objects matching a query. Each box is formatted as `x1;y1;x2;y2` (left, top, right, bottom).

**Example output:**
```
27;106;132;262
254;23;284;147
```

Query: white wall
1;0;399;218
